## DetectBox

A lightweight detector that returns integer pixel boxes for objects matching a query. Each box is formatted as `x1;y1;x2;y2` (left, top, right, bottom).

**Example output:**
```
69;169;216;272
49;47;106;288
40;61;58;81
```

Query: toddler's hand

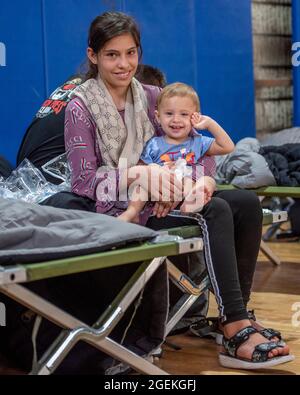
191;113;213;130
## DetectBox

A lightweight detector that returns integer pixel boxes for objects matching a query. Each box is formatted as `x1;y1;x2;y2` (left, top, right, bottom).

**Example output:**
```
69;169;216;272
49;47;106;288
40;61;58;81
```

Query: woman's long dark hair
85;12;142;80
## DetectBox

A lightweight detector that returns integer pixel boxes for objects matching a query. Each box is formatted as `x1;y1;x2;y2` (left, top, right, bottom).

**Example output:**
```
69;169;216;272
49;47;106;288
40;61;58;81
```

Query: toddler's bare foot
118;212;140;223
118;212;132;222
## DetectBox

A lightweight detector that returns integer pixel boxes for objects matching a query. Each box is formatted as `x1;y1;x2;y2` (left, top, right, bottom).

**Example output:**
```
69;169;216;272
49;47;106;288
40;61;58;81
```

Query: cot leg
166;259;210;336
33;257;169;374
31;329;87;375
33;332;166;375
1;257;169;375
260;240;281;265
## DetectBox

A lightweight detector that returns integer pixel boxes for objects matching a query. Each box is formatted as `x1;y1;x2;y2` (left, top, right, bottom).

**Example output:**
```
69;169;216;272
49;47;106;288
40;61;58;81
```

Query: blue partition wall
0;0;255;165
0;2;45;164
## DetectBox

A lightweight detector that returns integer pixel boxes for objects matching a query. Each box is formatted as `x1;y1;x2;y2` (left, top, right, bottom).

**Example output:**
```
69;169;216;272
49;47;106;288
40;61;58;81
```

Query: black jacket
260;144;300;186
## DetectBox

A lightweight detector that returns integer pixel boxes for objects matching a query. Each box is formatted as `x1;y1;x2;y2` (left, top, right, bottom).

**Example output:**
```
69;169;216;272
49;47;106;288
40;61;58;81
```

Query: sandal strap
252;341;284;362
248;310;283;341
260;328;282;340
223;326;257;357
247;309;256;321
190;317;219;337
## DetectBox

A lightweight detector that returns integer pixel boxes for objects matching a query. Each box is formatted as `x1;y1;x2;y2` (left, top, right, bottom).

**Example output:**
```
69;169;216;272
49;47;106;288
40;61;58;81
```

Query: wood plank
252;0;292;136
254;260;300;294
255;99;293;131
253;0;291;5
255;66;292;79
255;85;292;100
252;2;291;35
253;36;292;66
256;79;292;87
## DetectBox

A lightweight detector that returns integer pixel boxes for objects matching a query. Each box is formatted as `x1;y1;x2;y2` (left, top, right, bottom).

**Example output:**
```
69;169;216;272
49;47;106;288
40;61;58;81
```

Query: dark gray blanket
0;198;157;265
260;144;300;187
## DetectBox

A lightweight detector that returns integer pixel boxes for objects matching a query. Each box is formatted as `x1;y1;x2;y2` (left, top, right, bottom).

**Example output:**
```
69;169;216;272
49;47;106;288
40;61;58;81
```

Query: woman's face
88;33;139;90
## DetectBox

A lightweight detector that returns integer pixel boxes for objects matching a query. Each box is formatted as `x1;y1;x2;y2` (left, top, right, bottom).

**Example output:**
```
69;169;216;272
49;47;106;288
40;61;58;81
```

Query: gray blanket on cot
0;198;157;265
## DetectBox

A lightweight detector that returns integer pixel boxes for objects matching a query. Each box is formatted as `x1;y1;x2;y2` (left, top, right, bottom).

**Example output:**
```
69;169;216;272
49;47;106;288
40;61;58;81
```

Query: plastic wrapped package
0;159;70;203
173;158;192;180
42;153;71;183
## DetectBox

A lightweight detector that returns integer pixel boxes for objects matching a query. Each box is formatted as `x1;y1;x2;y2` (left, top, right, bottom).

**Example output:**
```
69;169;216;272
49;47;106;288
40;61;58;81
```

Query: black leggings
42;189;262;325
146;190;262;324
214;190;262;308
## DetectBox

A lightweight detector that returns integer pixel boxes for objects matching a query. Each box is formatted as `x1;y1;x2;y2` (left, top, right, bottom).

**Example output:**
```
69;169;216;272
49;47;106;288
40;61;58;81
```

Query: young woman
47;11;294;370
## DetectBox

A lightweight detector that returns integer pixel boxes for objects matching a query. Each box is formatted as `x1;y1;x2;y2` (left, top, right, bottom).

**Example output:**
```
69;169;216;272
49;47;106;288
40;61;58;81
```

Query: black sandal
189;317;221;339
247;310;285;344
219;326;294;370
191;311;286;346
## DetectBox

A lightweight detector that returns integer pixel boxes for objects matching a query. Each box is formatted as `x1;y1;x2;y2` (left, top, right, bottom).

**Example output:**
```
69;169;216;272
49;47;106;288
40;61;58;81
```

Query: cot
0;203;286;375
0;221;205;375
217;184;300;265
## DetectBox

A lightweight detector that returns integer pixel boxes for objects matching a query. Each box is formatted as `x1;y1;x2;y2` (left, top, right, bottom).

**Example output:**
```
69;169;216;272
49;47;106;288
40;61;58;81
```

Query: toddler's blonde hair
157;82;200;112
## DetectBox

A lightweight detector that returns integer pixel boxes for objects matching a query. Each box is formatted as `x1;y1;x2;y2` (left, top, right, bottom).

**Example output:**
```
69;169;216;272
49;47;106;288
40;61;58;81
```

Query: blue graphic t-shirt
140;135;214;166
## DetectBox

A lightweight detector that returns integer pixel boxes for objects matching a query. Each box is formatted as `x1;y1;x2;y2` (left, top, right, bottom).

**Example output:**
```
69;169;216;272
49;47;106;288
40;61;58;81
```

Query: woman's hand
180;176;216;213
125;164;184;203
153;200;180;218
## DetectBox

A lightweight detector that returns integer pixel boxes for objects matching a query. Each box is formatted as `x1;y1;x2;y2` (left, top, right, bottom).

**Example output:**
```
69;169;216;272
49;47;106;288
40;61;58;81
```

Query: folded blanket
216;138;276;188
0;198;157;265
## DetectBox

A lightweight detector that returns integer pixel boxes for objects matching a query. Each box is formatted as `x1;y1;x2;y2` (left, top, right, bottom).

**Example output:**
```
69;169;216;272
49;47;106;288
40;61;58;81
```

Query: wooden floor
156;239;300;375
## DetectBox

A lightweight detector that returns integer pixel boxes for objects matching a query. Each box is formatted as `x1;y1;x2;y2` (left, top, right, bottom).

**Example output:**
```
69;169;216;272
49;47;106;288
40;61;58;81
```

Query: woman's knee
206;196;233;218
41;191;96;212
237;190;260;208
235;190;262;222
220;190;262;222
210;196;231;210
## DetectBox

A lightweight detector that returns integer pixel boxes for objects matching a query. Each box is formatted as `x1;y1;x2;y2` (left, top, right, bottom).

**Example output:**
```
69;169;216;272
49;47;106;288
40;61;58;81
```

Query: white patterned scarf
73;75;155;169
